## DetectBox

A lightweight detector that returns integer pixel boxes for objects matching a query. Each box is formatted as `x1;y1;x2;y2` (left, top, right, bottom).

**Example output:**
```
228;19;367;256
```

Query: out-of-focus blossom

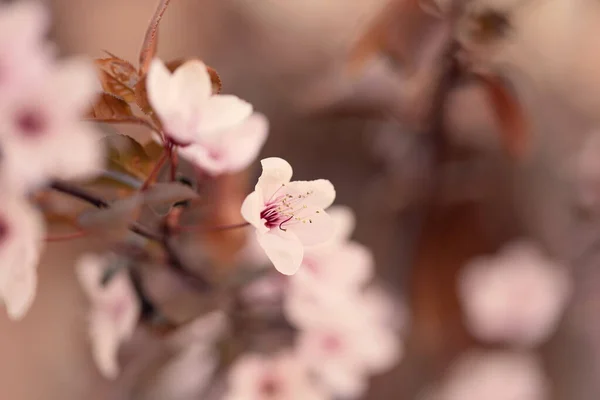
147;59;268;175
77;254;141;379
0;1;53;100
296;312;400;399
286;286;402;398
145;311;228;400
224;351;329;400
290;205;373;292
0;197;44;320
241;157;336;275
458;240;572;347
0;58;104;193
429;351;549;400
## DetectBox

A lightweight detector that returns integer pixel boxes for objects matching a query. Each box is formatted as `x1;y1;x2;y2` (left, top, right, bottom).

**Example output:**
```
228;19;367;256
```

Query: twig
45;229;89;242
140;149;168;190
50;181;109;208
49;179;212;290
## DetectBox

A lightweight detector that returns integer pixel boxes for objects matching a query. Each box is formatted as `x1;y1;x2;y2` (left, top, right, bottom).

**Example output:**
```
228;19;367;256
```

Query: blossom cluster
231;185;404;399
423;240;572;399
0;1;407;398
0;2;103;319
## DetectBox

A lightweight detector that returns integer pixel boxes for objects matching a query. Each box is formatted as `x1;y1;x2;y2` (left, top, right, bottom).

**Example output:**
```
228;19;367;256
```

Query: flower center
258;375;281;397
322;334;343;353
0;217;10;244
260;185;319;231
15;108;46;137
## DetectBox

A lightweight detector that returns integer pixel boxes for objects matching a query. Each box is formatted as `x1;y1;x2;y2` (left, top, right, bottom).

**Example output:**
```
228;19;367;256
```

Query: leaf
95;55;140;102
478;74;529;159
87;92;134;120
102;134;163;180
139;0;173;75
78;194;143;230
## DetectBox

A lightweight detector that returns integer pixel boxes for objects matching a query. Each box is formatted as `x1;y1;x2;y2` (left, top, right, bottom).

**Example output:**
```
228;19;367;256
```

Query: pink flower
146;59;268;175
241;157;336;275
458;240;572;347
77;254;141;379
289;290;402;398
0;1;53;101
0;58;104;193
224;351;329;400
430;351;549;400
0;197;44;320
290;206;374;292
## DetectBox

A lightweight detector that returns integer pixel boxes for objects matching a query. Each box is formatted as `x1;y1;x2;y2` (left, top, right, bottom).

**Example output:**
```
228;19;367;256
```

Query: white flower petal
198;95;254;134
2;264;36;320
147;58;174;117
284;179;336;210
89;311;122;379
241;190;265;231
171;60;212;103
76;255;141;379
257;230;304;275
257;157;294;200
218;112;269;172
327;205;356;242
288;207;335;246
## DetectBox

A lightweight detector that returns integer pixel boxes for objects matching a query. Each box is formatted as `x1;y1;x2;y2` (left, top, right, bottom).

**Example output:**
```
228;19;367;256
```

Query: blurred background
2;0;600;398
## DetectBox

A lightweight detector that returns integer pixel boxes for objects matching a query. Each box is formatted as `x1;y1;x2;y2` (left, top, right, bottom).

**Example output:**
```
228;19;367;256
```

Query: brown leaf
95;55;140;102
87;92;134;120
478;74;529;159
139;0;173;75
135;77;153;115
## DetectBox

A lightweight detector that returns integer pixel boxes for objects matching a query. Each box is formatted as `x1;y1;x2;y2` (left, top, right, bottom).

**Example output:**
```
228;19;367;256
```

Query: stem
48;180;210;290
140;149;168;190
50;181;109;208
45;229;89;242
169;147;178;182
174;221;250;234
49;180;162;242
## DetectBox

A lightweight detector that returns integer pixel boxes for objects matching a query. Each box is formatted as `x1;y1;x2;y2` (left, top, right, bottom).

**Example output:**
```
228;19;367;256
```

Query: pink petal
257;230;304;275
2;264;36;320
257;157;294;201
288;206;335;246
284;179;336;210
219;113;269;173
241;191;265;232
198;95;253;134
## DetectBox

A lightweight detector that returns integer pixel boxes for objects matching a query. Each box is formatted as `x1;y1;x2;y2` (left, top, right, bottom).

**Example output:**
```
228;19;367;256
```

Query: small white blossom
224;351;329;400
77;254;141;379
289;289;401;399
458;240;571;347
290;206;374;292
0;58;104;193
241;157;336;275
147;59;268;175
431;351;549;400
0;1;53;101
0;197;44;320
